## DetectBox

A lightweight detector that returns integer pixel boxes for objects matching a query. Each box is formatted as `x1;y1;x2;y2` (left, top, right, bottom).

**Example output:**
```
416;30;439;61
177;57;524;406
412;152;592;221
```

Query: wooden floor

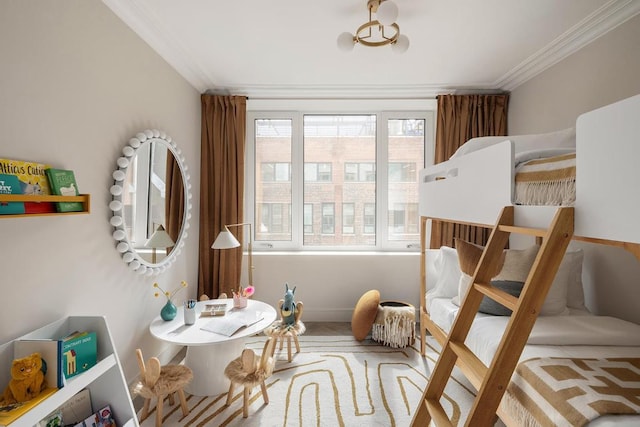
304;321;351;336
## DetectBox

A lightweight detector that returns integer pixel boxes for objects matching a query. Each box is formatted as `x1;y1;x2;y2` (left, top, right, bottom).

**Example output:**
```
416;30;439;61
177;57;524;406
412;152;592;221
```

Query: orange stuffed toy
0;352;47;404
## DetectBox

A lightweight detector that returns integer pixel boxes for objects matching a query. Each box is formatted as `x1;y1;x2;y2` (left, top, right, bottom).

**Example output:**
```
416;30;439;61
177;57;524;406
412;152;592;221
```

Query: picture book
13;339;65;389
0;158;55;214
37;408;62;427
44;168;83;212
60;332;97;379
43;388;92;426
0;387;57;427
0;174;24;215
201;312;264;337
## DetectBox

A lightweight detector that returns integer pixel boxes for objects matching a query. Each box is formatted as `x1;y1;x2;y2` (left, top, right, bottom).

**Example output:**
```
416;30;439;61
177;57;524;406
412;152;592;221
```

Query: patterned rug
138;335;477;426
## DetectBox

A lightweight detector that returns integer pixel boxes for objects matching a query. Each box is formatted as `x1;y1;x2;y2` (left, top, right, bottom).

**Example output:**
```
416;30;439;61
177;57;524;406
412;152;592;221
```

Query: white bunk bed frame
415;93;640;426
419;93;640;257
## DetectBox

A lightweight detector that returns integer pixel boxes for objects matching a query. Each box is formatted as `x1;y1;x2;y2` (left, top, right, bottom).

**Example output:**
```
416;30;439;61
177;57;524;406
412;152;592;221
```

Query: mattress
427;297;640;426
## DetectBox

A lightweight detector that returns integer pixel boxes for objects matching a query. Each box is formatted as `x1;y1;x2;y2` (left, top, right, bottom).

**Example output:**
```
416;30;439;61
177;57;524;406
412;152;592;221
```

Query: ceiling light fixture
337;0;409;53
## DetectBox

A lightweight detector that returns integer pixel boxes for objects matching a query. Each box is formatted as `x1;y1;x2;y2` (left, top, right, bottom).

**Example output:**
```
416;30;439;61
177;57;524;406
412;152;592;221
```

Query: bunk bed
415;93;640;426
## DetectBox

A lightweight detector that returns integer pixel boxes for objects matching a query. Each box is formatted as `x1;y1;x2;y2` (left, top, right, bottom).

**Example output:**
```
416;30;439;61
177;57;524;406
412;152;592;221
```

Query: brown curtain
165;154;184;253
430;94;509;249
199;94;247;299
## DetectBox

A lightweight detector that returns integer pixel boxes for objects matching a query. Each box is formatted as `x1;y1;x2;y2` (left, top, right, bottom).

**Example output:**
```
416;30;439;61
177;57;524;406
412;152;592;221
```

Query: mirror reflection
123;141;183;264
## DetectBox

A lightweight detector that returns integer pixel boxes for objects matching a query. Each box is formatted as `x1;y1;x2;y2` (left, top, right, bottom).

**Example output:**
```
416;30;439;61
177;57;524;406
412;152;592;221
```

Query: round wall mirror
109;129;192;275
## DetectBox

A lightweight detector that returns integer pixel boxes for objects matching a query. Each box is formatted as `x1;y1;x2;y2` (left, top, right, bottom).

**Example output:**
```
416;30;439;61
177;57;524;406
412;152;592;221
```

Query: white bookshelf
0;316;137;426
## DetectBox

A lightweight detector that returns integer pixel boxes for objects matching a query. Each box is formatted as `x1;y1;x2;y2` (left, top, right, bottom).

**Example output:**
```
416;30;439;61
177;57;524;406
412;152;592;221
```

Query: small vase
160;300;177;321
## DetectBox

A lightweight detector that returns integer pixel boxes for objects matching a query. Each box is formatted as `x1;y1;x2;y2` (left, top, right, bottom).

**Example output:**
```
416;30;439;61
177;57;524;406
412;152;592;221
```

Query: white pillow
425;246;461;313
451;127;576;159
425;249;442;292
563;249;586;311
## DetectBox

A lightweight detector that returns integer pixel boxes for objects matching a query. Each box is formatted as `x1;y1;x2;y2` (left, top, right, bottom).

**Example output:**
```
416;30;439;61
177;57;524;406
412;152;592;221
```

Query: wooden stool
224;337;277;418
133;349;193;427
264;299;305;362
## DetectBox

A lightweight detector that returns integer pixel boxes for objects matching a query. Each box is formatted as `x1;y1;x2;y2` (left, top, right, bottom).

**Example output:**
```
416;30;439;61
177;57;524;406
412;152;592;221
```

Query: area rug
138;335;477;426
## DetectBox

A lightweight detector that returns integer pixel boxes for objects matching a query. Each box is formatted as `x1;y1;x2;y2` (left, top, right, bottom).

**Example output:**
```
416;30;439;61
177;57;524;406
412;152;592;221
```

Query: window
305;162;332;182
321;203;335;234
343;203;355;234
262;162;290;182
247;108;433;251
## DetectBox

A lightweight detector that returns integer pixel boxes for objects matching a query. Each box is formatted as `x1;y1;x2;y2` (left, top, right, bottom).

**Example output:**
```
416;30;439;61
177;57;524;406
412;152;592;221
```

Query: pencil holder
233;295;247;309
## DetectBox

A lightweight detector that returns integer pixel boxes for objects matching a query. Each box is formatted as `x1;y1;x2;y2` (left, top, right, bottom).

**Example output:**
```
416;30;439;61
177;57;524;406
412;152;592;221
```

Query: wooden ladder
411;206;574;426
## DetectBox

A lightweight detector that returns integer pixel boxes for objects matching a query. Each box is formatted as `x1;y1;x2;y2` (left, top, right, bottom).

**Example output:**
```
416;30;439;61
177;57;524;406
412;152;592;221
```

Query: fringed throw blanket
514;152;576;206
502;357;640;427
371;302;415;348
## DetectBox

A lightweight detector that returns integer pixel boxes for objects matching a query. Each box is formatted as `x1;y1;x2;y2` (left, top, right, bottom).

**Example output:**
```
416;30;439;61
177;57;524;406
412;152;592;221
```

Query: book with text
60;331;97;379
0;158;55;214
0;174;25;215
201;312;264;337
45;168;83;212
0;387;57;427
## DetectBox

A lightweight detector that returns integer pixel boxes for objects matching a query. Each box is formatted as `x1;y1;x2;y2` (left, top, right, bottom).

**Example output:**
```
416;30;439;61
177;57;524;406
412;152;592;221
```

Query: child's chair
264;299;306;362
224;337;276;418
133;349;193;427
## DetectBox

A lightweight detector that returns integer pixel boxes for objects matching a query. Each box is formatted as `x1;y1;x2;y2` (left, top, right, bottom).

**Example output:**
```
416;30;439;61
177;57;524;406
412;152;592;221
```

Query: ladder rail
411;206;575;427
411;206;514;425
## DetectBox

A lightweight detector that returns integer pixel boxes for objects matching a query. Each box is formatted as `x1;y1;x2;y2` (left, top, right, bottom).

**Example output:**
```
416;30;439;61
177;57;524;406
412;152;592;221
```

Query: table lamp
211;223;253;286
144;225;175;263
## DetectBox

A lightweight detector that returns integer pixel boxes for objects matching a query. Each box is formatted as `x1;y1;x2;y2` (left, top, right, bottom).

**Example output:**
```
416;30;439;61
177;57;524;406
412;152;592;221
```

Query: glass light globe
337;32;355;51
376;0;398;26
392;34;410;53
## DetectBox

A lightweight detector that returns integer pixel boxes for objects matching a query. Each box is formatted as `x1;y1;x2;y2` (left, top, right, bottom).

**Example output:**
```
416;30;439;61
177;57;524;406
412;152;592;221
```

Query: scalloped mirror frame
109;129;192;275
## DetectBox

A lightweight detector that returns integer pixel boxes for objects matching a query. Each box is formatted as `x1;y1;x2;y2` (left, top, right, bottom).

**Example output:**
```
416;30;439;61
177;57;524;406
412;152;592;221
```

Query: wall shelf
0;194;90;217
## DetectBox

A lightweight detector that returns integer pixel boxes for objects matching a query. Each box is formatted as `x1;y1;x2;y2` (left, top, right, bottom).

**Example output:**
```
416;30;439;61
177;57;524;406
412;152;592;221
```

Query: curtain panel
430;94;509;249
199;94;247;299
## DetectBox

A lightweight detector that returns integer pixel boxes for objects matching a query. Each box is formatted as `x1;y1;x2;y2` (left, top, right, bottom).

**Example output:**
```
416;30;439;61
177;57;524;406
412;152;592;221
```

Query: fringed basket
371;301;416;348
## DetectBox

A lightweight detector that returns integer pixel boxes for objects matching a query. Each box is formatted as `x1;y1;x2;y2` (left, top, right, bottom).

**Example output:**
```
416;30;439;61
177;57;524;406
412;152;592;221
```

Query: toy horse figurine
279;283;303;326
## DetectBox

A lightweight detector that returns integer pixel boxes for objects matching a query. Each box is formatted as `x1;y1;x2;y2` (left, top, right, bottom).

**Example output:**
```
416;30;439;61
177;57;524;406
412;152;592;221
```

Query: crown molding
495;0;640;91
103;0;639;98
102;0;216;91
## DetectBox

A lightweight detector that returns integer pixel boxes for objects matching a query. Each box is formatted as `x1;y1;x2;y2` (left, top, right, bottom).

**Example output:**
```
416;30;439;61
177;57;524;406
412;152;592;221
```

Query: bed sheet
427;297;640;426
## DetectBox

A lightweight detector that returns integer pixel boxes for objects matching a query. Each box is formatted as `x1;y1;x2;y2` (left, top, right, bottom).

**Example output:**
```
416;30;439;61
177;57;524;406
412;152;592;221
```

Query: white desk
149;299;277;396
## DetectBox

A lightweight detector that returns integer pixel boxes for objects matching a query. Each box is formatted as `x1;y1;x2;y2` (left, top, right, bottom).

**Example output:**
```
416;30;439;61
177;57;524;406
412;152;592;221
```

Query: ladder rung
449;341;487;390
473;282;518;312
425;398;453;427
498;224;547;237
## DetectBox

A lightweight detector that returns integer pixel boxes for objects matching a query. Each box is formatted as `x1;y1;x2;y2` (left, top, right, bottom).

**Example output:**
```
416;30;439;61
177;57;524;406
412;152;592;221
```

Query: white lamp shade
212;230;241;249
337;32;355;51
376;0;398;26
144;225;175;248
392;34;410;53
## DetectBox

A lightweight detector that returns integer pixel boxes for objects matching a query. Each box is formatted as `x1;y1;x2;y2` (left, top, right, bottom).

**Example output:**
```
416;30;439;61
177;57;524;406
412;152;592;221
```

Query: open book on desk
201;311;264;337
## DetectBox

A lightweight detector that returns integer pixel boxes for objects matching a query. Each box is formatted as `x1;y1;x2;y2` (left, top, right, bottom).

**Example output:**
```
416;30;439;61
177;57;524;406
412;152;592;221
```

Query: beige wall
0;1;200;381
510;14;640;134
509;14;640;323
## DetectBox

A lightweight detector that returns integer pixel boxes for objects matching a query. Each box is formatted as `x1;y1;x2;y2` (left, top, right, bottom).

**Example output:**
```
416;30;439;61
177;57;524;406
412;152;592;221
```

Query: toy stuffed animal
279;283;303;326
1;352;47;404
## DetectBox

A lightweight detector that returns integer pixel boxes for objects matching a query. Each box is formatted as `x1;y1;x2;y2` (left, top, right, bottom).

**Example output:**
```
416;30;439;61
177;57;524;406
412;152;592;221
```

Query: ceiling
103;0;639;99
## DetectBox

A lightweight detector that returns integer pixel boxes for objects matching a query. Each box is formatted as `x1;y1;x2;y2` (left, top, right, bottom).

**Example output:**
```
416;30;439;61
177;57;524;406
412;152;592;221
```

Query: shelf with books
0;194;90;218
0;316;136;427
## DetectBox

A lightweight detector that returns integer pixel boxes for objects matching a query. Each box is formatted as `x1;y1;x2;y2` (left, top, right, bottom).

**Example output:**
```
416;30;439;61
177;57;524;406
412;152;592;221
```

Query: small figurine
279;283;303;327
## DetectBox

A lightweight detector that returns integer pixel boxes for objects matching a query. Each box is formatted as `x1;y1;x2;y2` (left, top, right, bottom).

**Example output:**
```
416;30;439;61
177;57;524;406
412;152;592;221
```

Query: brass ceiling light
337;0;409;53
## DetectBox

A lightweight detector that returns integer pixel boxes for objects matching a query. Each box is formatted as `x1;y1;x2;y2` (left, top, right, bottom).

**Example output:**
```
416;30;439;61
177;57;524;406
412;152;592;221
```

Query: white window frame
246;99;436;252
